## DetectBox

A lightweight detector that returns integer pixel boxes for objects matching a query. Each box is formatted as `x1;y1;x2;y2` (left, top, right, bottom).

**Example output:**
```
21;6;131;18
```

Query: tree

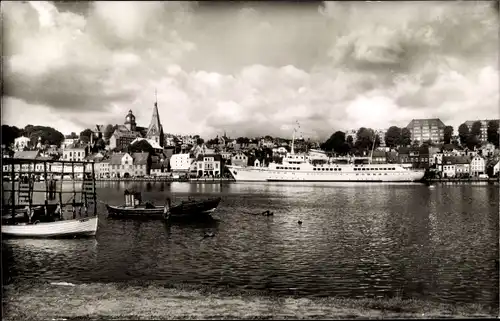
401;128;412;146
236;137;250;144
487;120;499;148
458;123;470;147
465;134;481;150
128;140;154;154
470;121;482;141
321;131;347;154
384;126;402;149
93;138;106;152
1;125;22;147
443;126;453;144
196;138;205;145
346;135;354;148
23;125;65;147
207;138;219;145
354;127;378;151
103;124;115;141
79;129;94;144
68;132;79;139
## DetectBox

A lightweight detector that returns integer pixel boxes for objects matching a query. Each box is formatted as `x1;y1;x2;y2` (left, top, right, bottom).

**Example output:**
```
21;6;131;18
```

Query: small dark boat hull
106;205;165;220
106;197;221;221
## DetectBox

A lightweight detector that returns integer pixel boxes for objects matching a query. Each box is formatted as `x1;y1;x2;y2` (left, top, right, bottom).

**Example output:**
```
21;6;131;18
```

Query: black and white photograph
1;0;499;319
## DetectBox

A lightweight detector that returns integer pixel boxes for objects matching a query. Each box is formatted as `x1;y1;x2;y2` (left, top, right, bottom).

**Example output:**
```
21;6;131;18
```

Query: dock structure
2;158;98;219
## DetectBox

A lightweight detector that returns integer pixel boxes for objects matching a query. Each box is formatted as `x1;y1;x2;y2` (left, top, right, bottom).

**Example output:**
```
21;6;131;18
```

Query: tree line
321;120;499;155
2;125;65;149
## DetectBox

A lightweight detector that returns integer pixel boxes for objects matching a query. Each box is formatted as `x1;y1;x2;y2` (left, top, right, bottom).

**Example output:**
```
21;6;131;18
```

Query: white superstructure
226;127;425;182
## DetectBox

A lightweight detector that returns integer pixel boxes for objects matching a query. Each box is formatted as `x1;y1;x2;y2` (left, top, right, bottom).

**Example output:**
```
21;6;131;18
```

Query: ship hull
226;165;425;182
2;217;98;238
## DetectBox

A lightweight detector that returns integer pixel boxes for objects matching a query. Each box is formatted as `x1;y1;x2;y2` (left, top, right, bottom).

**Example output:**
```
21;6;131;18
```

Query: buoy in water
298;220;302;225
262;210;274;216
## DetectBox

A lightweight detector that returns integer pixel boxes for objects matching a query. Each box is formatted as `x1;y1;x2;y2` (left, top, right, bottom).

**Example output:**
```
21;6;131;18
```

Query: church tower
146;90;164;147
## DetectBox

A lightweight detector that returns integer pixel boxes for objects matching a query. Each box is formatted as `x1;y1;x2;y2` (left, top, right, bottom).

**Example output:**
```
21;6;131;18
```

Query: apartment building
406;118;446;144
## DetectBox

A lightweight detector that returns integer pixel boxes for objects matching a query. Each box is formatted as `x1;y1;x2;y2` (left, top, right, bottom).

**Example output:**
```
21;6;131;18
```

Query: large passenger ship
226;130;425;183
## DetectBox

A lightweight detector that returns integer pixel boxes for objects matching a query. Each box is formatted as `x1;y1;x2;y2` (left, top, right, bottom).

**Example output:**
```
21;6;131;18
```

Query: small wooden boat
165;197;221;220
106;190;221;220
1;217;98;238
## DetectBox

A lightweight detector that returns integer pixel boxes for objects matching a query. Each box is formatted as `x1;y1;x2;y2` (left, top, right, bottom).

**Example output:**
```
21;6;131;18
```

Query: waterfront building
95;159;110;178
454;156;471;176
406;118;446;144
397;147;410;164
170;153;194;172
109;110;142;151
195;154;223;177
150;162;164;176
109;152;150;178
470;155;486;177
231;152;248;167
14;136;31;151
442;157;456;178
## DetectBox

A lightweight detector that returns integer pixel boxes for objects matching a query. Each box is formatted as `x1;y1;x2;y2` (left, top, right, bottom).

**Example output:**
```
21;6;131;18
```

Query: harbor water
3;181;499;318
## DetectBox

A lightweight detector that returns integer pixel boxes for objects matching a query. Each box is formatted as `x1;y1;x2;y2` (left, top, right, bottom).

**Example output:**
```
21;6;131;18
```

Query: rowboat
106;189;221;220
106;204;165;219
1;217;98;238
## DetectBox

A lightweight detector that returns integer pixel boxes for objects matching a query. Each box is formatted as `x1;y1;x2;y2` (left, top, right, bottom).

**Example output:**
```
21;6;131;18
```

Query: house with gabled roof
131;152;150;177
454;156;471;177
441;156;456;178
470;155;486;177
195;154;223;177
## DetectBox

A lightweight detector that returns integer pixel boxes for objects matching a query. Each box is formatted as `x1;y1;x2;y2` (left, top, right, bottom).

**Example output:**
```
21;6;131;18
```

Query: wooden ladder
82;178;95;207
18;180;33;206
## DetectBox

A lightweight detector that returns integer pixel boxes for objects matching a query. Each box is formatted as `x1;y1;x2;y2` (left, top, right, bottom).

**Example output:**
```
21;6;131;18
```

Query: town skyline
3;1;499;139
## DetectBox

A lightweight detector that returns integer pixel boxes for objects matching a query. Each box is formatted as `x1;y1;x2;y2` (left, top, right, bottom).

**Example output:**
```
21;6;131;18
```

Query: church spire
146;89;164;147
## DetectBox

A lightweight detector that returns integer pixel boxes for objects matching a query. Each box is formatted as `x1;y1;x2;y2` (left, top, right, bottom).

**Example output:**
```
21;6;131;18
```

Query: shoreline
6;177;499;184
2;282;497;320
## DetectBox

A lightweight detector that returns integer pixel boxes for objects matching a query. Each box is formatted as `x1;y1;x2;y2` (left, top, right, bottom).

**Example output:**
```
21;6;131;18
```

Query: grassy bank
2;282;496;320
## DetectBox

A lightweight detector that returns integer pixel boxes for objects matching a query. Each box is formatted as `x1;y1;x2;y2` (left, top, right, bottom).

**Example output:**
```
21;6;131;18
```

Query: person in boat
164;199;171;219
54;203;62;220
28;207;35;224
23;205;30;221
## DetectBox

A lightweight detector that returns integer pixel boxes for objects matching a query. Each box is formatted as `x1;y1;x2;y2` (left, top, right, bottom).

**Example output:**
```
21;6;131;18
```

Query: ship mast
369;130;377;164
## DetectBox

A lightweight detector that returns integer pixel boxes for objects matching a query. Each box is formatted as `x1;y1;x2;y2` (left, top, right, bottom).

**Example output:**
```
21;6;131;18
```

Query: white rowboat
1;217;98;238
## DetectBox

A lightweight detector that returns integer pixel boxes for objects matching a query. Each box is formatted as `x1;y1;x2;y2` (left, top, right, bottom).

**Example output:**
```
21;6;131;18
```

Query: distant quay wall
426;178;499;184
94;177;235;183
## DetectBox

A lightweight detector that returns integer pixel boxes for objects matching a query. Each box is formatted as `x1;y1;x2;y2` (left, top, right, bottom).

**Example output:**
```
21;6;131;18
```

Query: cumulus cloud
2;1;498;140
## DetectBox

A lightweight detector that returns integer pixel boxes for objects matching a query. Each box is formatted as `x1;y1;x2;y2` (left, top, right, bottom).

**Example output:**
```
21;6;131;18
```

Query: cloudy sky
2;1;499;140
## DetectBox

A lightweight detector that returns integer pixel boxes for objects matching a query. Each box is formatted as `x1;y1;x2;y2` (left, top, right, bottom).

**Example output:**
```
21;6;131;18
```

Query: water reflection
3;239;97;284
3;182;498;308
